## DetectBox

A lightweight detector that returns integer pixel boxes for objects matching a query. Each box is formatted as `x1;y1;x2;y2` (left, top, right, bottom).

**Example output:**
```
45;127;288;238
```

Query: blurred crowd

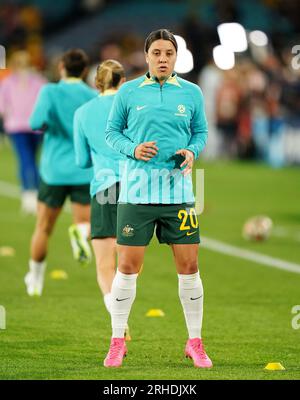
199;50;300;166
0;1;300;167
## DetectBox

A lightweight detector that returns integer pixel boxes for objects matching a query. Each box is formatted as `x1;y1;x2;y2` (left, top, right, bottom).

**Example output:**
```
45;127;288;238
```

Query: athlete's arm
105;87;137;158
185;87;208;159
29;85;51;131
74;110;92;169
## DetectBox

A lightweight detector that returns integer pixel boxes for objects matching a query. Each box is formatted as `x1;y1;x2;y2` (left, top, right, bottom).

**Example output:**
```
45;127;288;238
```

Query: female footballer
73;60;131;339
25;49;95;296
104;29;212;368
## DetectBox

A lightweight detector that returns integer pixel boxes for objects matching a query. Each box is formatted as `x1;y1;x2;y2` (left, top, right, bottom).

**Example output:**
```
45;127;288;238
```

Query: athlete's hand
134;141;158;161
176;149;195;176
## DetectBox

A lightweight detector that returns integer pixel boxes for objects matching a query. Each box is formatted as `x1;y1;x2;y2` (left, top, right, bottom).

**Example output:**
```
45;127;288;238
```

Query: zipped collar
139;72;181;88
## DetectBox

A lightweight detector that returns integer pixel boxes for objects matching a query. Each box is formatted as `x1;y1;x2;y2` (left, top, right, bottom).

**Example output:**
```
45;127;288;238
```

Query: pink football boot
104;338;127;368
185;338;213;368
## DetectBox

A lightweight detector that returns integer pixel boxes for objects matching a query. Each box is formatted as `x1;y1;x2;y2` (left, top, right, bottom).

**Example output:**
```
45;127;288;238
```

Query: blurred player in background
0;50;46;214
24;49;95;296
74;59;131;339
104;29;212;369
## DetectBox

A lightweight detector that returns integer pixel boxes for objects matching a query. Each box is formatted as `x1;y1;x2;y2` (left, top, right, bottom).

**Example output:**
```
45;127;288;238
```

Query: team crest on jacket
175;104;187;117
122;225;134;237
177;104;186;113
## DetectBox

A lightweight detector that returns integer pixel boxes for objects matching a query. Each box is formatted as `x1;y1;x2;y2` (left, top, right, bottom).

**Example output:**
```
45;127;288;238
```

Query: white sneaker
24;262;46;296
24;272;36;296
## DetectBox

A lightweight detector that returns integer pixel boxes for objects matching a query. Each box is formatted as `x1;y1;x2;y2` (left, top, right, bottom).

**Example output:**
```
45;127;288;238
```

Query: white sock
76;223;90;239
29;259;46;278
103;293;129;330
22;191;37;214
178;272;204;339
110;270;138;338
104;292;112;313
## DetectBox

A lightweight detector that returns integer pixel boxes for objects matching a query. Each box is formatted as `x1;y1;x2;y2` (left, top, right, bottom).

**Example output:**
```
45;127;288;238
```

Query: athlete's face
145;39;177;82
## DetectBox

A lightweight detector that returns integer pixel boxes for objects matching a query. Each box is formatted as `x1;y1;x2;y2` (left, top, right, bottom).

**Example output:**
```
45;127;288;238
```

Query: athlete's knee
178;260;198;274
35;219;54;236
96;260;114;274
118;261;140;274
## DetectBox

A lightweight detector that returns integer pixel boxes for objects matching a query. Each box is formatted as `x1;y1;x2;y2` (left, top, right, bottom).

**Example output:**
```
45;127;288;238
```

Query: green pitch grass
0;140;300;380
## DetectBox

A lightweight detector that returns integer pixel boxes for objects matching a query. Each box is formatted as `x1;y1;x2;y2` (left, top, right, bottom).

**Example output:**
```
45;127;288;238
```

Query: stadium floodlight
174;35;187;52
175;49;194;74
217;22;248;52
213;45;235;70
173;35;194;73
249;30;268;47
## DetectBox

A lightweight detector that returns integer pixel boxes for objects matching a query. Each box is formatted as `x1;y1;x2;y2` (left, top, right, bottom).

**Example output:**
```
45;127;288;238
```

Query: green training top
74;92;125;197
105;73;208;204
30;78;96;185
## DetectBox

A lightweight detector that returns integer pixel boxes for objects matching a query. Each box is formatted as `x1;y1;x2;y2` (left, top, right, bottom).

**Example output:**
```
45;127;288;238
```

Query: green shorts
91;183;120;239
117;203;200;246
38;179;90;208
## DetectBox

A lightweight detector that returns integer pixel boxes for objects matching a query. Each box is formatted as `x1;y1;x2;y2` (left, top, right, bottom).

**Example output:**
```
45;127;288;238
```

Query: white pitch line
1;179;300;275
201;237;300;275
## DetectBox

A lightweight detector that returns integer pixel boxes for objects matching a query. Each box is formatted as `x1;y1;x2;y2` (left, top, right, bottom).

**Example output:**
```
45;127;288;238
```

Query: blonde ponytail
95;59;124;92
